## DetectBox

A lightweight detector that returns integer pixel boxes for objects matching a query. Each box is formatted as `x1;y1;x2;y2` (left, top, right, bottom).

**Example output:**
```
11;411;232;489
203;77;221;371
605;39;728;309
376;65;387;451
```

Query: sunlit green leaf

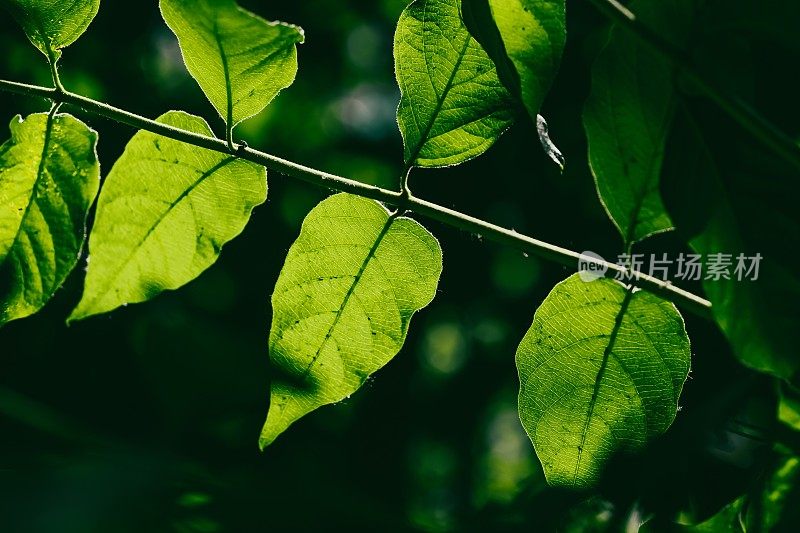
516;274;690;488
662;107;800;380
0;111;99;326
69;111;266;321
394;0;515;168
261;193;442;447
461;0;519;94
478;0;565;122
2;0;100;62
160;0;304;137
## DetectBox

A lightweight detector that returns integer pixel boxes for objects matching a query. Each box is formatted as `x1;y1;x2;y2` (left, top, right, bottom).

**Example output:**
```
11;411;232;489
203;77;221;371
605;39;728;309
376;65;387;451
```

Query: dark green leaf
160;0;304;137
261;193;442;447
584;32;673;244
779;388;800;432
748;456;800;530
516;274;690;488
583;0;695;245
684;498;745;532
685;456;800;531
662;107;800;380
2;0;100;62
700;0;800;54
0;111;99;326
69;111;266;321
395;0;515;168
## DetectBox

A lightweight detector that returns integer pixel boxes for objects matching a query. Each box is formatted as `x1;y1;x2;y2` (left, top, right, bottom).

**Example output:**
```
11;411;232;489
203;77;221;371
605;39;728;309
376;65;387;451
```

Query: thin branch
0;77;712;319
587;0;800;173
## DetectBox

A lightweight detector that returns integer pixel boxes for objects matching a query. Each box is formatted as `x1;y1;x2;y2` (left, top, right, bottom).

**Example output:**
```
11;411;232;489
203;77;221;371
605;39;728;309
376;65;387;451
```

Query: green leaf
261;193;442;447
485;0;566;122
583;0;695;245
516;274;690;488
0;111;99;326
662;107;800;380
746;456;800;530
684;498;746;532
583;33;673;244
779;390;800;432
461;0;520;94
69;110;266;321
2;0;100;63
160;0;304;138
394;0;515;169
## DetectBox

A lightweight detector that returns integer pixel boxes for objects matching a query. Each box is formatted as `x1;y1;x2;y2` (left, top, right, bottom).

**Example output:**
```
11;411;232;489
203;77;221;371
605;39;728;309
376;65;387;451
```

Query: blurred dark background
0;1;797;531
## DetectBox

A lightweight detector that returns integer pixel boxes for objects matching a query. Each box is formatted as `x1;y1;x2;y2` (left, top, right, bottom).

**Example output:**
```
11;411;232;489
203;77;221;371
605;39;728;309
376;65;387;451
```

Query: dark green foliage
0;0;798;530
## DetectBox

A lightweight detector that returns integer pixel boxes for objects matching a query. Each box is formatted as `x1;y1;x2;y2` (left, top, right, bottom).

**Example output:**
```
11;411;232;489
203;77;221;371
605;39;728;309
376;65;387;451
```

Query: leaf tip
257;435;271;452
281;21;305;44
258;413;285;450
65;307;88;325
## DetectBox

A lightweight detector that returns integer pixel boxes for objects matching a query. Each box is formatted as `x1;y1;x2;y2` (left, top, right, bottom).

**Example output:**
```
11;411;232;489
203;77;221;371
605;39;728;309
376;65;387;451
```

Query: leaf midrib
302;212;397;377
573;286;635;483
622;91;675;245
404;32;473;169
267;211;398;428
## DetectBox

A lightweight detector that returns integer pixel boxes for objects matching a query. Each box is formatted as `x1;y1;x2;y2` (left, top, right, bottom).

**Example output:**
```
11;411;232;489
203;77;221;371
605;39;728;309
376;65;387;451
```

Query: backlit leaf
69;110;266;321
160;0;304;136
516;274;690;488
0;111;99;326
394;0;515;168
261;193;442;447
486;0;565;122
2;0;100;62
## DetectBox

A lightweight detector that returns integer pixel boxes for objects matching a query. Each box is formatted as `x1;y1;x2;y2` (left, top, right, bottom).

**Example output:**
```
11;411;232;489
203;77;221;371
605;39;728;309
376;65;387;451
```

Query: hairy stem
0;77;712;319
587;0;800;172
